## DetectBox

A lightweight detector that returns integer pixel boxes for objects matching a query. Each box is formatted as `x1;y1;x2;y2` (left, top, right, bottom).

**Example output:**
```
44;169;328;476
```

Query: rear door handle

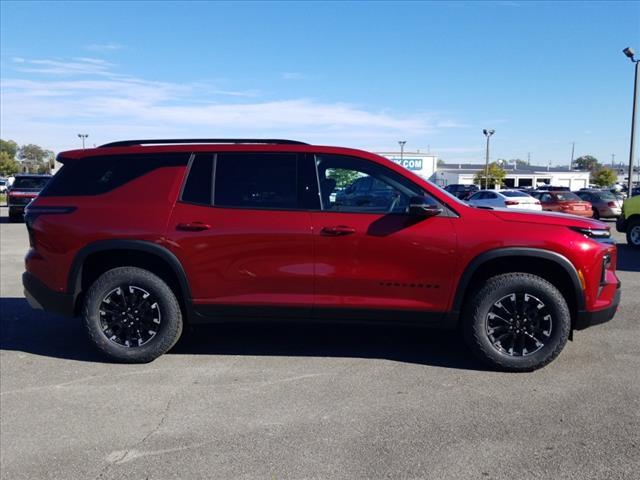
320;225;356;236
176;222;211;232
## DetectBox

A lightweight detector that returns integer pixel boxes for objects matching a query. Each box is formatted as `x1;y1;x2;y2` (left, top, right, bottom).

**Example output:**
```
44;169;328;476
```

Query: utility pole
623;47;639;194
483;129;495;189
527;152;531;165
611;153;615;168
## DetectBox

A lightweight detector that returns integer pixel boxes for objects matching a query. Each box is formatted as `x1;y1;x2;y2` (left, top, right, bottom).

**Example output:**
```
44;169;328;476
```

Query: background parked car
467;189;542;211
0;178;7;194
443;183;479;200
7;174;51;222
574;189;622;219
529;190;593;218
616;194;640;248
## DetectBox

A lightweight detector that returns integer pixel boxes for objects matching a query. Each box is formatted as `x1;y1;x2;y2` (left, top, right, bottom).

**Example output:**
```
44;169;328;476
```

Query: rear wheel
83;267;183;363
463;273;571;372
627;219;640;249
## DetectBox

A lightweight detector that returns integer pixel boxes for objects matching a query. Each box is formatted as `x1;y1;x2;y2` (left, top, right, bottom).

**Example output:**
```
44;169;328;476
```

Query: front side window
214;153;298;209
315;154;434;214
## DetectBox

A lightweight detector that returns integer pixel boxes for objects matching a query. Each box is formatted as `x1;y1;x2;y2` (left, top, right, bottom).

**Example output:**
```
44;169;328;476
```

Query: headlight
570;226;611;239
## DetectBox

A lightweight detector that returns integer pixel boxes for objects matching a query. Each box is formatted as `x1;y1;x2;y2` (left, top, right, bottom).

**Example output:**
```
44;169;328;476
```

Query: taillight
534;200;541;205
24;206;76;247
504;200;520;206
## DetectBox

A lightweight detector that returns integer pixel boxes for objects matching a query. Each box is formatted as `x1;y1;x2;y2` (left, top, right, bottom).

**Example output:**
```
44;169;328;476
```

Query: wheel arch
451;248;585;328
68;240;192;319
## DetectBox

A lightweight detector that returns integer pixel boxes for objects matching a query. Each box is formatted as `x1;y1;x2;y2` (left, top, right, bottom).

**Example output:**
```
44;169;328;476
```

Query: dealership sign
391;158;423;171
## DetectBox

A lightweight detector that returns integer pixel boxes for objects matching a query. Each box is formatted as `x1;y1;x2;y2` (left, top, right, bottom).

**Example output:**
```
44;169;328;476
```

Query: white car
467;189;542;211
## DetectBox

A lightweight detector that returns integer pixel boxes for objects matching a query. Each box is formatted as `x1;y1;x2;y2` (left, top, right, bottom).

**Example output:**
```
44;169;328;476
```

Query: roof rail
99;139;309;148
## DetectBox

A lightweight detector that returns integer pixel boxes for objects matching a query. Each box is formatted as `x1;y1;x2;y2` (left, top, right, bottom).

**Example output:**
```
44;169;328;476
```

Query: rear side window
181;154;213;205
214;153;298;209
501;191;528;197
41;153;189;197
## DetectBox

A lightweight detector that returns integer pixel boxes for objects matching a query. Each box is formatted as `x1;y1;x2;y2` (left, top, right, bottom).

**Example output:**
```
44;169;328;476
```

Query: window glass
315;154;433;213
41;153;189;197
540;193;553;202
214;153;298;209
555;192;581;201
501;191;529;197
181;154;213;205
486;192;497;199
12;177;50;189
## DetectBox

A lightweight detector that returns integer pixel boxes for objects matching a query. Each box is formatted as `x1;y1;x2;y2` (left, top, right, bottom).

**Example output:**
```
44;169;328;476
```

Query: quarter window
181;154;214;205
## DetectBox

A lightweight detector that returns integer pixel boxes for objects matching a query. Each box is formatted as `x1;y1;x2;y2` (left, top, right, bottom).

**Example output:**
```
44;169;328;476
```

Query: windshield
555;192;581;201
596;191;616;200
501;191;530;197
12;177;50;189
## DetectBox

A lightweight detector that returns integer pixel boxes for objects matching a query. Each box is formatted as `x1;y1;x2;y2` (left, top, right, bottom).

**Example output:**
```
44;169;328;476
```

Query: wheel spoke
98;285;160;348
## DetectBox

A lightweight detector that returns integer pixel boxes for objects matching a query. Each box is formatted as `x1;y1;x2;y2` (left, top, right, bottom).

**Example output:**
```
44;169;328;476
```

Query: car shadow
0;297;486;370
616;244;640;272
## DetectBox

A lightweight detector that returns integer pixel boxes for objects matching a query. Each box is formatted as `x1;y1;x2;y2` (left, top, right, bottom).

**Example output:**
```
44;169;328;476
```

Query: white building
376;151;438;180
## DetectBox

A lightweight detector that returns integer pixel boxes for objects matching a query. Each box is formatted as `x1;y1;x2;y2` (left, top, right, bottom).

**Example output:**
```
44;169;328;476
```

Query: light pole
570;142;575;169
398;141;407;161
623;47;639;194
77;133;89;149
483;129;495;189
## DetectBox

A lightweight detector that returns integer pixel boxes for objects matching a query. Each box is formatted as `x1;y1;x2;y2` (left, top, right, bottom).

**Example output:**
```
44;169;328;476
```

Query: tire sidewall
467;274;570;371
84;267;182;363
626;220;640;249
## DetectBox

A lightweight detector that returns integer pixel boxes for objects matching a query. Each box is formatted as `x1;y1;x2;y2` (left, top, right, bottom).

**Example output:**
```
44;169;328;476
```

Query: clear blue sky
1;1;639;165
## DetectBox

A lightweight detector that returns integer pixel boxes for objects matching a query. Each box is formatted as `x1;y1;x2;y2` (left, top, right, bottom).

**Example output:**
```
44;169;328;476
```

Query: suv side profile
23;139;621;371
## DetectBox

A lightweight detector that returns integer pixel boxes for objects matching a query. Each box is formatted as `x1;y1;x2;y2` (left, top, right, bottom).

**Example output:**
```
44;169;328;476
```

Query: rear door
166;152;316;318
310;153;457;318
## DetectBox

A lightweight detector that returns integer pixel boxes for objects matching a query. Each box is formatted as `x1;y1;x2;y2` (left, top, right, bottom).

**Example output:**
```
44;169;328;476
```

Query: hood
489;208;607;229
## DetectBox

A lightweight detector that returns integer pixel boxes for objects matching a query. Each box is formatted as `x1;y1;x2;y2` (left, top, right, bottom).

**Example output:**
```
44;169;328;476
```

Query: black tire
83;267;183;363
592;208;600;220
626;219;640;249
8;209;21;223
463;273;571;372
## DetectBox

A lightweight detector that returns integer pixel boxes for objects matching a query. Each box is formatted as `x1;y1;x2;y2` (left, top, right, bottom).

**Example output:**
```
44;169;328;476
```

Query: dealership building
377;152;591;190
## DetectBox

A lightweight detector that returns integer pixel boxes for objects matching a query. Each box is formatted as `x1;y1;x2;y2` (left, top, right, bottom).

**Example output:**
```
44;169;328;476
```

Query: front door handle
176;222;211;232
320;225;356;236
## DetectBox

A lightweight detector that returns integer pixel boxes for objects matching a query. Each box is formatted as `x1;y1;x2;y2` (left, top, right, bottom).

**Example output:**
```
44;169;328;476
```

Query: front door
310;154;458;319
166;152;316;318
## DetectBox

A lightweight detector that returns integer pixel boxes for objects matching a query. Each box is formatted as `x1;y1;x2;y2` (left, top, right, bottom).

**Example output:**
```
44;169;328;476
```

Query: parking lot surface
1;206;638;480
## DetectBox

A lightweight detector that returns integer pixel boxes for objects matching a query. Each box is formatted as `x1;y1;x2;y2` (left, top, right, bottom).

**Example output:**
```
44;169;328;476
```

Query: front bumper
23;272;75;317
575;286;621;330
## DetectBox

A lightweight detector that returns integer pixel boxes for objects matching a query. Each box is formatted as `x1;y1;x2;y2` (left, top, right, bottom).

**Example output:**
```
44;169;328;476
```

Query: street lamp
623;47;639;194
398;141;407;161
483;129;495;189
77;133;89;149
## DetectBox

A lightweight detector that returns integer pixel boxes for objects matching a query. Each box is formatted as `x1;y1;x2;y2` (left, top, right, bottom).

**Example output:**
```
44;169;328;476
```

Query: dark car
444;183;479;200
536;185;570;192
22;138;620;371
7;174;51;222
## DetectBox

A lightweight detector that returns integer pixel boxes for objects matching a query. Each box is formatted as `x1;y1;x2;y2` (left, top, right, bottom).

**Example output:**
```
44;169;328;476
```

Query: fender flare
450;247;585;317
67;239;192;312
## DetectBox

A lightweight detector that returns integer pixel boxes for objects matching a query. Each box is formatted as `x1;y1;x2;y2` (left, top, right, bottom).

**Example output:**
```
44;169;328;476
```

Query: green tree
437;158;445;167
574;155;600;172
0;151;20;176
327;168;363;189
591;168;617;188
474;162;507;189
0;139;18;159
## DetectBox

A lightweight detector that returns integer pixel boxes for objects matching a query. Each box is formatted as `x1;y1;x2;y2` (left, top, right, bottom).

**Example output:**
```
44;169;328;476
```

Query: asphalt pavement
1;206;638;480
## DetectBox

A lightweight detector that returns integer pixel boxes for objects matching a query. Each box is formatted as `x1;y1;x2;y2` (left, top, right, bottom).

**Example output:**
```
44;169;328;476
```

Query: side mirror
408;196;442;217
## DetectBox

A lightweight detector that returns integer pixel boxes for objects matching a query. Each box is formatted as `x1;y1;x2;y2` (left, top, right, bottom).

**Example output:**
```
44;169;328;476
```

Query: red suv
23;139;620;371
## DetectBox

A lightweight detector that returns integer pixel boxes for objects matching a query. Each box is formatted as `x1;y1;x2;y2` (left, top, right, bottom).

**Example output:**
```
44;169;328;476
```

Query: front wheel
463;273;571;372
627;219;640;249
83;267;183;363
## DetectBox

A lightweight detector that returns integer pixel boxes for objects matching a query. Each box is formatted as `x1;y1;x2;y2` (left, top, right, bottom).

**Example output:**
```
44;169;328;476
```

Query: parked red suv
23;140;620;371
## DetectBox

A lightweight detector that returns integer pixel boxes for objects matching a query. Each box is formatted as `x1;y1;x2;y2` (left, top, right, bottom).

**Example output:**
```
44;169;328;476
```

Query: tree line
0;139;55;176
472;155;618;188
